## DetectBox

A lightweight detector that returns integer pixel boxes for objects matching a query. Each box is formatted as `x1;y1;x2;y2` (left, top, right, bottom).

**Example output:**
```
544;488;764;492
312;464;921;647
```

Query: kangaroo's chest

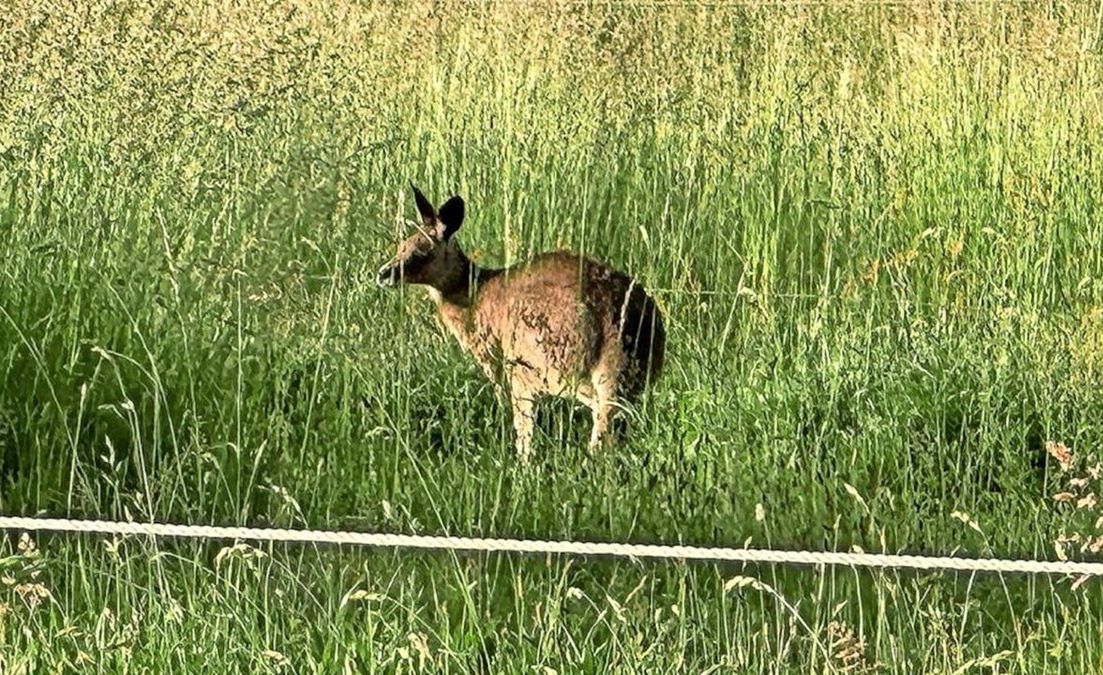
436;299;500;374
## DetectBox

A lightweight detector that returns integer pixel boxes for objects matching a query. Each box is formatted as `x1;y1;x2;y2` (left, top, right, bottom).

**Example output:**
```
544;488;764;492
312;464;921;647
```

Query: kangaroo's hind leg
586;349;626;452
586;395;615;452
508;378;538;464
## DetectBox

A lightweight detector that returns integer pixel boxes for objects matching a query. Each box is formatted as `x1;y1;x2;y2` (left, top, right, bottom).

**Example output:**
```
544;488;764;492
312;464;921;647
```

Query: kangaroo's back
475;251;665;400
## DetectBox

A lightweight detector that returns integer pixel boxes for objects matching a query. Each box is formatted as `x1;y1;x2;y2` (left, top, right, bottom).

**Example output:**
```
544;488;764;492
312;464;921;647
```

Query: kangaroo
377;186;665;462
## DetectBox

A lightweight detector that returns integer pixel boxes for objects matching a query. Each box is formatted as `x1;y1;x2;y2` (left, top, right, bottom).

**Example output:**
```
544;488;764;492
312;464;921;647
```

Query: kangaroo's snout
376;262;398;288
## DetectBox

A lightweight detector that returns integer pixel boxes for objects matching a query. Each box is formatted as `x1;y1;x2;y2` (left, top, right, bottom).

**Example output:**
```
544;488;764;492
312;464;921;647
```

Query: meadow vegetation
2;0;1103;671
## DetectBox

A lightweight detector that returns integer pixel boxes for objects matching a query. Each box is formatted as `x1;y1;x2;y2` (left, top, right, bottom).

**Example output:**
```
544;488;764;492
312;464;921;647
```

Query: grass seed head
1046;441;1075;472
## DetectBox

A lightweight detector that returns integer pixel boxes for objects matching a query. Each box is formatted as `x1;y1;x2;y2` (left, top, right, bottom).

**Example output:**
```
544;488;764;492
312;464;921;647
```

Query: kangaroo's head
376;185;467;292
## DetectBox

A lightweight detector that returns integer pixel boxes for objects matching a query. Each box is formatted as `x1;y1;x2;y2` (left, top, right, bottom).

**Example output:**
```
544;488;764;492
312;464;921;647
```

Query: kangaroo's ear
411;184;436;225
437;195;465;241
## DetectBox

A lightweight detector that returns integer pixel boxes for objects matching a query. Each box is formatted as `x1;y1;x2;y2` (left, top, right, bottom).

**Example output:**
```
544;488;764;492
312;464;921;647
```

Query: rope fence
3;516;1101;578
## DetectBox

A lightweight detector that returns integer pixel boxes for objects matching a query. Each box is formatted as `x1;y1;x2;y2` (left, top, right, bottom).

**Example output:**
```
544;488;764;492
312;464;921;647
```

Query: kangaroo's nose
376;263;397;288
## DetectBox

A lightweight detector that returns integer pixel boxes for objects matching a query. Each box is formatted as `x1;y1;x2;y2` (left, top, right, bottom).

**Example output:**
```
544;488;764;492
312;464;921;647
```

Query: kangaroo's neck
432;254;502;308
430;254;502;364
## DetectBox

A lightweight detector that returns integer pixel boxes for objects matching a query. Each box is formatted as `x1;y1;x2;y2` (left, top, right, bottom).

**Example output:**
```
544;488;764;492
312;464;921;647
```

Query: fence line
3;516;1100;577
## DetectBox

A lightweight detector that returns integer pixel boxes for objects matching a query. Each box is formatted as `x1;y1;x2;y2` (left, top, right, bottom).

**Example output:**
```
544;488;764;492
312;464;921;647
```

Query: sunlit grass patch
2;0;1103;670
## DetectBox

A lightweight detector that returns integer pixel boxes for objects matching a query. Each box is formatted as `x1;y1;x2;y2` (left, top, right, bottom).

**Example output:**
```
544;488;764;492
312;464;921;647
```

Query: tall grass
2;0;1103;671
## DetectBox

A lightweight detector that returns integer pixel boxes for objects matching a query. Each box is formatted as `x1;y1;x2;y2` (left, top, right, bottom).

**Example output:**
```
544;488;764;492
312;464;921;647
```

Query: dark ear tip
437;194;465;239
440;195;465;215
411;183;436;221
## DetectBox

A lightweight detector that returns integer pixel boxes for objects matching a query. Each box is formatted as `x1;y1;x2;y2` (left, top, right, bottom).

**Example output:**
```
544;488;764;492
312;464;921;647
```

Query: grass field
3;0;1103;671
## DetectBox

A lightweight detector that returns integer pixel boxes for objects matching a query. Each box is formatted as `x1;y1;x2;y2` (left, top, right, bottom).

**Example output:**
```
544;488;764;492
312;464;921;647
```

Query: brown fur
378;187;665;461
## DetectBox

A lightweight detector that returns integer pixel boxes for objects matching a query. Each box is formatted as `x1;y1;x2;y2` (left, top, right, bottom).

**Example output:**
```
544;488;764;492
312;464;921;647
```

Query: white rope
1;516;1099;577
